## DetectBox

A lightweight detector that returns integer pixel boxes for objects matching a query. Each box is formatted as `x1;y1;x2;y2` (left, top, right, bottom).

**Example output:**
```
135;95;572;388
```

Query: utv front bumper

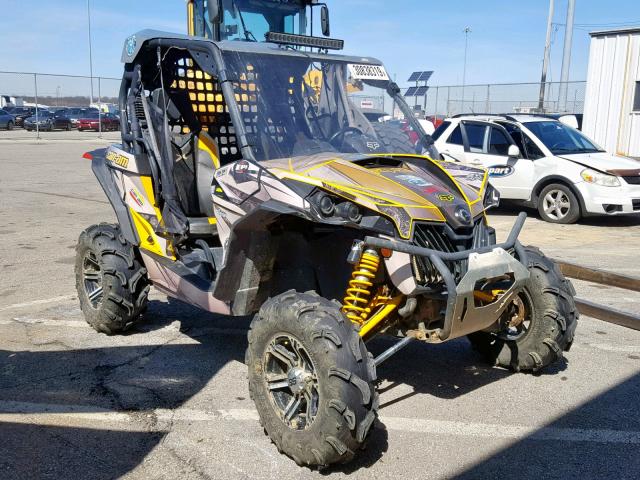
365;213;530;342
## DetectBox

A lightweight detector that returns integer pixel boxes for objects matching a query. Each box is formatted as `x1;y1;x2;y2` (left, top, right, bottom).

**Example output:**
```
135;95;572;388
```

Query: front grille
633;199;640;211
411;220;494;286
623;176;640;185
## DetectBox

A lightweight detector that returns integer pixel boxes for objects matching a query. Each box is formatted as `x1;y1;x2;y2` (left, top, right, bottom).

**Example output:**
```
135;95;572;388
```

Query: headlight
581;168;621;187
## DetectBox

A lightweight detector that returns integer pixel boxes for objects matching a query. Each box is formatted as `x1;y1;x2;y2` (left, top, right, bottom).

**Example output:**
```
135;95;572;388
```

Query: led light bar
265;32;344;50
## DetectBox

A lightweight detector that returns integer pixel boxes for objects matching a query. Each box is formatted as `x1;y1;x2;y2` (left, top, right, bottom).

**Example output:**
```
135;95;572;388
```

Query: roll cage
119;33;433;164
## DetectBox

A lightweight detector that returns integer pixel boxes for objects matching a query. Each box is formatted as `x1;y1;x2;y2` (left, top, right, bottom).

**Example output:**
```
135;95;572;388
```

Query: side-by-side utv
75;30;577;468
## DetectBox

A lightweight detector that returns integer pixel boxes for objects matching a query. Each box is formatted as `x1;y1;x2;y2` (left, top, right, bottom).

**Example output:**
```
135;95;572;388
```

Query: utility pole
559;0;576;111
462;27;471;113
87;0;94;105
538;0;555;112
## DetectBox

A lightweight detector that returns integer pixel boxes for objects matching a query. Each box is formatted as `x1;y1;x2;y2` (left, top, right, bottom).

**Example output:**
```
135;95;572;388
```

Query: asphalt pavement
1;137;639;480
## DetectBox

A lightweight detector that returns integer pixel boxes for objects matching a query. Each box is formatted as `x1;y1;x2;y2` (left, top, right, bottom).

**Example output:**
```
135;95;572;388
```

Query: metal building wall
583;29;640;157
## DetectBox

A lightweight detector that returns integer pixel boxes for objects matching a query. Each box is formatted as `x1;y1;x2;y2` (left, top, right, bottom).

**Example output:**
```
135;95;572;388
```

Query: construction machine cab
187;0;330;41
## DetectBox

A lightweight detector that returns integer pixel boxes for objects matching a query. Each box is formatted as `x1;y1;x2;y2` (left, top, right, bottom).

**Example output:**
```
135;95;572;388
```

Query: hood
559;152;640;174
265;153;488;239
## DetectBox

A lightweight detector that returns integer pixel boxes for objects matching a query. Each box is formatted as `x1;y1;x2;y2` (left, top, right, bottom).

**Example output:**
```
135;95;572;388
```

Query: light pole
87;0;94;105
56;86;61;107
538;0;555;112
462;27;472;113
559;0;576;111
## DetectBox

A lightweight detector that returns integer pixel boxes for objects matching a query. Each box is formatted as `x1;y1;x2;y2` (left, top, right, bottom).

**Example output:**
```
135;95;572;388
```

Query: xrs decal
488;165;515;178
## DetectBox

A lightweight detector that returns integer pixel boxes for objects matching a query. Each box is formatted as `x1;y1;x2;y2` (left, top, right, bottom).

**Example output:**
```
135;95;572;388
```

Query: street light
87;0;94;105
462;26;471;113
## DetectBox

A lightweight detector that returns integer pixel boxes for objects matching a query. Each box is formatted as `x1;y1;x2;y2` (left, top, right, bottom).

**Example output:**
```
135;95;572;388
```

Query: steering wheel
329;126;364;147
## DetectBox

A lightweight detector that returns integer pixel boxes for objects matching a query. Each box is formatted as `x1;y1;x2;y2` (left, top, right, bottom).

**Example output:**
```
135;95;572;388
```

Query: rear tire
6;121;13;131
372;123;416;154
246;291;378;468
467;246;578;372
75;224;150;334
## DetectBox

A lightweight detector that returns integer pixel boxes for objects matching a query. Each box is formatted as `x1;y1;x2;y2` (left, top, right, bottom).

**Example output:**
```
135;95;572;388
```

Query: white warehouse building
583;27;640;158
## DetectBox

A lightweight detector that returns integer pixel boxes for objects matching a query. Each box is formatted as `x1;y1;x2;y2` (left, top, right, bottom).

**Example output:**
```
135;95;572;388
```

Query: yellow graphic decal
129;208;166;257
105;150;130;169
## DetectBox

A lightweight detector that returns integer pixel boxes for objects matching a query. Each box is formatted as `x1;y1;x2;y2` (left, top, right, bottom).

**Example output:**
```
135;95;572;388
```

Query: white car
432;114;640;223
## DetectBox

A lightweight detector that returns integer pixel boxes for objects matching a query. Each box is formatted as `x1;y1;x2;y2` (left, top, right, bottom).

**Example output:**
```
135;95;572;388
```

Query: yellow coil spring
342;251;381;323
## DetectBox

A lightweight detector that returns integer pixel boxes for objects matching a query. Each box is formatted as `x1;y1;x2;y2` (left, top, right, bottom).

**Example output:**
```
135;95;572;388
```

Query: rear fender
89;148;139;245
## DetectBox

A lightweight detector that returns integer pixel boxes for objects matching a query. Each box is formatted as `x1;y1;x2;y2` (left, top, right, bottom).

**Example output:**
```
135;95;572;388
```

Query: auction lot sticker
348;64;390;81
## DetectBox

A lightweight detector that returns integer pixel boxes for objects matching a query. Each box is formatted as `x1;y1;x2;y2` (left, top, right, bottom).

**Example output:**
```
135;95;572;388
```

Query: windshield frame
524;120;605;155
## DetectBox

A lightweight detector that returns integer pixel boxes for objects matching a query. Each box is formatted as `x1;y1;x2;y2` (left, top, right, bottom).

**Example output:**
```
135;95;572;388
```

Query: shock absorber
342;248;381;324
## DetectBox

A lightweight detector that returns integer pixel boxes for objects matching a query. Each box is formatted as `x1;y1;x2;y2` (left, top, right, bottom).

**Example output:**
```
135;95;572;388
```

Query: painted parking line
0;295;76;312
1;400;640;445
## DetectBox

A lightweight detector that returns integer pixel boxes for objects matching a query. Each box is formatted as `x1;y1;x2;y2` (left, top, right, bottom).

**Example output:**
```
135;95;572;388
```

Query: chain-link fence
1;71;587;140
0;71;121;140
349;81;586;119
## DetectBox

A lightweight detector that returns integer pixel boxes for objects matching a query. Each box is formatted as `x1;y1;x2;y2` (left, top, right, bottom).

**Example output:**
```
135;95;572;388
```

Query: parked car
77;112;119;131
67;107;99;127
24;111;73;131
432;114;640;223
0;109;16;130
7;107;38;127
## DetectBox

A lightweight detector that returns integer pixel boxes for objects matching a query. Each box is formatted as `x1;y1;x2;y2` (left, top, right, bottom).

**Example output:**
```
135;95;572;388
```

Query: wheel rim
497;291;533;341
542;189;571;220
263;334;319;431
82;251;103;309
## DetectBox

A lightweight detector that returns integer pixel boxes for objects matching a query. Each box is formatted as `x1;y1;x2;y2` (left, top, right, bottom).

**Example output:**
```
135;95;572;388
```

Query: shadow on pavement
0;298;389;477
451;372;640;480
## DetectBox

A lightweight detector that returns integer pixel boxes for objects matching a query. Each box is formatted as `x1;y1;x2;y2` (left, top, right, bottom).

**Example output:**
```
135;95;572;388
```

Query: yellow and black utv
75;25;577;468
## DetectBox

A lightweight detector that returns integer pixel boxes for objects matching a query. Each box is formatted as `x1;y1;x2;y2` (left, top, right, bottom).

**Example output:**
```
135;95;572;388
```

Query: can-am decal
488;165;514;178
126;35;137;57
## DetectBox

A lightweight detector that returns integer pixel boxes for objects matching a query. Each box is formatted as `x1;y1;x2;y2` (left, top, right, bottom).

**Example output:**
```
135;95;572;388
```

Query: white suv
431;114;640;223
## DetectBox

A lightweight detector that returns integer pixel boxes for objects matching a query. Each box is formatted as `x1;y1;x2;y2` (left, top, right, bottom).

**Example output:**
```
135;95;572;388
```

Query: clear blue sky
1;0;640;87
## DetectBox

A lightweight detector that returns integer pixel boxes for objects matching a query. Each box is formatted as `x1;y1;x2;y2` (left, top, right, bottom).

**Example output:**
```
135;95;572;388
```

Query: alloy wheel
82;251;104;309
263;334;320;431
542;189;571;221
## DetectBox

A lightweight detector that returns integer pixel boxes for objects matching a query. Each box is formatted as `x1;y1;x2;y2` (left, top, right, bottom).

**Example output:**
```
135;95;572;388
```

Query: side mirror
207;0;220;24
320;5;330;36
508;144;521;158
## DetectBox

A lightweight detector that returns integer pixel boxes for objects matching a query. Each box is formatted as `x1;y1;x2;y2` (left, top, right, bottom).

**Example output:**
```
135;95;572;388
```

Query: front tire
6;121;13;131
468;246;578;372
75;224;150;334
246;291;378;468
537;183;581;224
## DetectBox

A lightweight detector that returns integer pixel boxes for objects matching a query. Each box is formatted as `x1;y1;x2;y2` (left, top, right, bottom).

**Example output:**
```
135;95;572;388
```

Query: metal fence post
98;77;102;139
34;73;39;140
434;86;439;117
486;84;491;113
446;86;451;117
